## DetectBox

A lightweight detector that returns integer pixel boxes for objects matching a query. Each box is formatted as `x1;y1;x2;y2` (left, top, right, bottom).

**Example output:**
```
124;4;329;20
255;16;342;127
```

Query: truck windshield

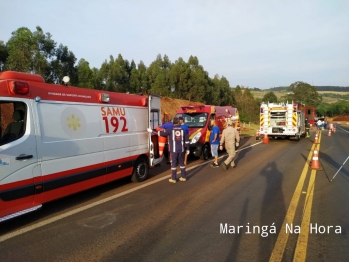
175;113;208;128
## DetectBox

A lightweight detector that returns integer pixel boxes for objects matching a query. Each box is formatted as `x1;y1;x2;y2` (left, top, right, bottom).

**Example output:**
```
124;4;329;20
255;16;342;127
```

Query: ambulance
259;101;306;140
174;105;240;160
0;71;163;222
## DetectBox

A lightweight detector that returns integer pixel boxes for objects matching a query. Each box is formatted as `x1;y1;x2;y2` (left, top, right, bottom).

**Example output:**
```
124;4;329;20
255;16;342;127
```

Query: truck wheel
131;157;149;182
295;134;300;141
200;144;210;160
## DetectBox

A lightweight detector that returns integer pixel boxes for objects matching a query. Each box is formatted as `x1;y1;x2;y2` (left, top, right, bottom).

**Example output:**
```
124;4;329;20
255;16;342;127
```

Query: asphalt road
1;125;348;262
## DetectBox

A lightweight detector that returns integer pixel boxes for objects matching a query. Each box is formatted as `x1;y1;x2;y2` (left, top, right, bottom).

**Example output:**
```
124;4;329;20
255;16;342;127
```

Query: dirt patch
160;97;204;121
332;114;349;121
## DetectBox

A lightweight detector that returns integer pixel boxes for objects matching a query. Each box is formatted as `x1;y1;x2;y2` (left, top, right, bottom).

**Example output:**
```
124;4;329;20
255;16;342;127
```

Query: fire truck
259;101;306;140
0;71;163;222
174;105;240;160
303;106;316;126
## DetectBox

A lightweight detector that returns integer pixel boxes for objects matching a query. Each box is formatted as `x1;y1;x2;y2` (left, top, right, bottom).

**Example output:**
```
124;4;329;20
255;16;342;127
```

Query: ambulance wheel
131;157;149;182
200;144;210;160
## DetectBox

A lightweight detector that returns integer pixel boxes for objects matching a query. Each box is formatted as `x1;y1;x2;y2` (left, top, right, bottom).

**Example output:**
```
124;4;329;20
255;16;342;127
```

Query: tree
4;26;56;78
168;57;191;99
262;91;278;103
185;56;207;102
48;44;77;85
146;54;171;96
5;27;34;72
211;75;234;106
0;40;8;71
77;58;93;88
32;26;56;78
284;81;322;107
233;86;259;123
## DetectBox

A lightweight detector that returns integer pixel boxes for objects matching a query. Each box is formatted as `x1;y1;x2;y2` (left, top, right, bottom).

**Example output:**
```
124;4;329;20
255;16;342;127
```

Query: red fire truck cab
174;105;240;160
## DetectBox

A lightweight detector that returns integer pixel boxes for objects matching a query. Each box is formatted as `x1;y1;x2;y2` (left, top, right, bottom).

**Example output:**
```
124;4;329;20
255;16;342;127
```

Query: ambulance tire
131;157;149;182
200;144;210;161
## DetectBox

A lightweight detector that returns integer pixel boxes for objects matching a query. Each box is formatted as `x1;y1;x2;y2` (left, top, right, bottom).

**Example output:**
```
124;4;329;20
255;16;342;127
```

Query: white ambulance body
259;101;306;140
0;71;163;222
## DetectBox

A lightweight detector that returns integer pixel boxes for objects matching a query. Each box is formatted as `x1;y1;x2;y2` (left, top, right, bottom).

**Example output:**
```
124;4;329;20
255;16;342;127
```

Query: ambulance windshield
175;113;208;128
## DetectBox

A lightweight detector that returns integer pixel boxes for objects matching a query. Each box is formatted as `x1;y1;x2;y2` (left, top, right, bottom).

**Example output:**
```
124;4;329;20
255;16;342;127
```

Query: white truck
259;101;306;141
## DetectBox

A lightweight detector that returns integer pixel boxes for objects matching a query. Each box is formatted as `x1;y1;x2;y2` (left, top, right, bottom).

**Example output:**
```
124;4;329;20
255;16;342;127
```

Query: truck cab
175;105;240;160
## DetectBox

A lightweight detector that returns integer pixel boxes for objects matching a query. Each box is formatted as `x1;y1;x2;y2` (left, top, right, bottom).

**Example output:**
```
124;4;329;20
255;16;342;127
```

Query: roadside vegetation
1;26;348;124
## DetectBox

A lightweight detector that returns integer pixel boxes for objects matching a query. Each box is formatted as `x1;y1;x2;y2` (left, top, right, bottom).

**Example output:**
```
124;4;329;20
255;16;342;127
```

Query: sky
0;0;348;89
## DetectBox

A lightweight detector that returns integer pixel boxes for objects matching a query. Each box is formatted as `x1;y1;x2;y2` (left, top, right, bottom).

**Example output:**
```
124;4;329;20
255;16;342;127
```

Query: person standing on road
157;120;174;164
153;117;189;183
209;118;220;168
219;118;240;170
317;119;322;131
305;118;310;138
179;116;190;165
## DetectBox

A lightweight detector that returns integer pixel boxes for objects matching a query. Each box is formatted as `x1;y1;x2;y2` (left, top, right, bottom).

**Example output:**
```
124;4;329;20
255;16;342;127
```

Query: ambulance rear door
148;95;163;166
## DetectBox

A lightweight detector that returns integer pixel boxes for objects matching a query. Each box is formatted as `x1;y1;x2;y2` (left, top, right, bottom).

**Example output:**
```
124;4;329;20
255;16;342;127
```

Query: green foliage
48;44;77;85
5;27;35;72
0;41;9;71
281;81;322;107
316;100;349;117
233;86;259;123
321;93;349;100
262;91;278;103
77;59;94;88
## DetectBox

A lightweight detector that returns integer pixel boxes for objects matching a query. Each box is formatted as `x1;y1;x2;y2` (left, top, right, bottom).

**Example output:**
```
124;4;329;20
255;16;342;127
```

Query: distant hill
250;88;349;104
315;86;349;92
262;86;349;92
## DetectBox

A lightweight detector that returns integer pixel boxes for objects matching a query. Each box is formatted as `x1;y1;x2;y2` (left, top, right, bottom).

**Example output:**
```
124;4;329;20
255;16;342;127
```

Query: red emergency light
9;81;29;95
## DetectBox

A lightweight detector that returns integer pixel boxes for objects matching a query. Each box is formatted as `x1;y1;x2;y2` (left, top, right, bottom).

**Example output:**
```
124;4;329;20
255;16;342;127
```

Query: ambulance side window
0;102;27;146
150;110;159;130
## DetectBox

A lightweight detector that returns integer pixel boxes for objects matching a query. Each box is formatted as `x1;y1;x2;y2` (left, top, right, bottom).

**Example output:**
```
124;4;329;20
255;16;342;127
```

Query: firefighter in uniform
305;118;310;138
159;117;189;183
220;118;240;170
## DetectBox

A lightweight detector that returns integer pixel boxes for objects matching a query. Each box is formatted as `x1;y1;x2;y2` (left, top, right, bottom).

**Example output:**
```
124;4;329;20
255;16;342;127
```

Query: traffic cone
328;129;332;137
158;136;167;157
263;131;269;144
256;130;260;141
310;147;322;170
314;133;319;144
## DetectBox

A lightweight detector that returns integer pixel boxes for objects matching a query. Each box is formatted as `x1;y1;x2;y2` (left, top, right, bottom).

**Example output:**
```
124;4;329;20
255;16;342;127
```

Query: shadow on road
259;162;286;261
225;198;250;262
